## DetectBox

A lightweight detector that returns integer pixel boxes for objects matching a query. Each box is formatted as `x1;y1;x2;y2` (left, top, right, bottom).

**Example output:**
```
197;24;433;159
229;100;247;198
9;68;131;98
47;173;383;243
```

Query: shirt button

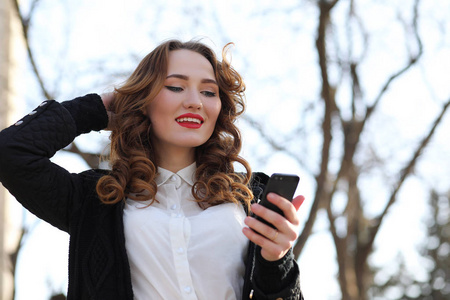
28;110;37;115
14;120;23;126
170;204;177;210
39;101;47;107
177;247;184;254
184;286;191;293
170;176;177;181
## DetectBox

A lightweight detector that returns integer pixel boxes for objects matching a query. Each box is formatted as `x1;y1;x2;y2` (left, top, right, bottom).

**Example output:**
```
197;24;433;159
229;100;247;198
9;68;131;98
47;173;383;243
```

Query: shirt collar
155;162;196;187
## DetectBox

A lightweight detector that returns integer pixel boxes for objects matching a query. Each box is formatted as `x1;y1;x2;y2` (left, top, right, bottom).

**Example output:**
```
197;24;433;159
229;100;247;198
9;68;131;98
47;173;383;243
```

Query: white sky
7;0;450;299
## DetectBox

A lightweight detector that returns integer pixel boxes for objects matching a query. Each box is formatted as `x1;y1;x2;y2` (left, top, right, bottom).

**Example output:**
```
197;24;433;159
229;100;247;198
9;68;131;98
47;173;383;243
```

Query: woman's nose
183;90;203;109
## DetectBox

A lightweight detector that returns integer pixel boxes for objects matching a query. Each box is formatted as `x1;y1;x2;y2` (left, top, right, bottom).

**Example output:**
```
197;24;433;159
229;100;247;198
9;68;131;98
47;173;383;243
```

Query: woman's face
146;49;222;155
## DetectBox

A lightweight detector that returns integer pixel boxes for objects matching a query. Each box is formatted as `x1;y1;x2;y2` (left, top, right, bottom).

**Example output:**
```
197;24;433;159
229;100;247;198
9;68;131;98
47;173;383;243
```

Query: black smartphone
256;173;300;227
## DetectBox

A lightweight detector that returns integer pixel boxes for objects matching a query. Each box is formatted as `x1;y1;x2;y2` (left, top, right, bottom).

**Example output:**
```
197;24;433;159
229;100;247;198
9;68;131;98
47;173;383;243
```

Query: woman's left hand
243;193;305;262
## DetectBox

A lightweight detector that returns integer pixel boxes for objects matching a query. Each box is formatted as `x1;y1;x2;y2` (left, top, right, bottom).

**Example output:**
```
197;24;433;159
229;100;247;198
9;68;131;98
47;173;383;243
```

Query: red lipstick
175;113;204;129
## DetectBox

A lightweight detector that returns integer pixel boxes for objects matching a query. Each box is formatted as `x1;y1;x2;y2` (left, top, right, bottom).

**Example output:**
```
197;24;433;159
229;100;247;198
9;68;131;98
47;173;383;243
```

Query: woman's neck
155;147;196;173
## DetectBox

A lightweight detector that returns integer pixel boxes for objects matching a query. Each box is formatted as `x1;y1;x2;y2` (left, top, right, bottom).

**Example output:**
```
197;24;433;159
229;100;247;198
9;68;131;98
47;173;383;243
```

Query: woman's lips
177;122;202;129
175;113;204;128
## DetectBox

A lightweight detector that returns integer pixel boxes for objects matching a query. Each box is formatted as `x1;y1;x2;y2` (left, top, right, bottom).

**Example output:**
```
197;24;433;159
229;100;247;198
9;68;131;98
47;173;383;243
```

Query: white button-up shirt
123;163;249;300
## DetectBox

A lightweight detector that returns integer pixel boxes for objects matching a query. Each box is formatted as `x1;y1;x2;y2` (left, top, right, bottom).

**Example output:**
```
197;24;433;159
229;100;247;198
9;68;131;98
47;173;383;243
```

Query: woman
0;39;304;299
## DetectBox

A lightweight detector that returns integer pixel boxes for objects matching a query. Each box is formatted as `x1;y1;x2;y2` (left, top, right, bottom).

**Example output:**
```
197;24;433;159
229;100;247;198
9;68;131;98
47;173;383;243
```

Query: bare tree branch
12;0;52;99
326;199;351;299
329;0;341;10
241;115;309;169
294;0;340;256
345;0;427;268
368;97;450;250
364;0;423;123
326;0;424;232
9;217;39;300
12;0;104;170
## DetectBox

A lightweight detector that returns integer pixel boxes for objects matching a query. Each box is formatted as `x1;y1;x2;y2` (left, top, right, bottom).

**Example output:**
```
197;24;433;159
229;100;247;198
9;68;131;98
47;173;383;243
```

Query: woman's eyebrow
167;74;188;80
167;74;218;85
202;78;218;86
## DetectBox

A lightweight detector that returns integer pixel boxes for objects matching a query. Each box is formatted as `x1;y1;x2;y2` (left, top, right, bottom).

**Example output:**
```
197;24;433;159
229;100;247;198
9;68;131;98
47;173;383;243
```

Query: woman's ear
141;108;152;125
141;106;148;117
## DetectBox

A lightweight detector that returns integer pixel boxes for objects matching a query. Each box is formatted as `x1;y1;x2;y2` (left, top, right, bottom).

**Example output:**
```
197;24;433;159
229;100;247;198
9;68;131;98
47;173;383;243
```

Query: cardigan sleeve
0;94;108;232
252;247;303;299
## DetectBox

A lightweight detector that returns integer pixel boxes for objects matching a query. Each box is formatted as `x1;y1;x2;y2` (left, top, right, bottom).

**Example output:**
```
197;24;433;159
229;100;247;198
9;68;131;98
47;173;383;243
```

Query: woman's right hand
101;92;116;130
101;92;115;111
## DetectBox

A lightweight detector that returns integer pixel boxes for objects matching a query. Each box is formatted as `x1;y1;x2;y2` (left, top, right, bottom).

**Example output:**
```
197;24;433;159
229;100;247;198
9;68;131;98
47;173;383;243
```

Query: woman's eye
202;91;217;97
165;86;183;92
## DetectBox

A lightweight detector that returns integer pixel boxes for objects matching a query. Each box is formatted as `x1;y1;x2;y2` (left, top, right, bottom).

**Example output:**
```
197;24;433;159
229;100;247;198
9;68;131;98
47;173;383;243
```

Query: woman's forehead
167;49;215;80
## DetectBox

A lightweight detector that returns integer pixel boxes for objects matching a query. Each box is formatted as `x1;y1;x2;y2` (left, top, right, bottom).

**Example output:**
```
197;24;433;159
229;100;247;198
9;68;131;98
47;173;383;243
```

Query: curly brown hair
96;39;253;210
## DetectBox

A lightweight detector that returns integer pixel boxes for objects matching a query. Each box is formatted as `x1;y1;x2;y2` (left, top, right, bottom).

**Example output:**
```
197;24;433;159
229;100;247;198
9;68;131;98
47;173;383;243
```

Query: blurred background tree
2;0;450;299
371;190;450;299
